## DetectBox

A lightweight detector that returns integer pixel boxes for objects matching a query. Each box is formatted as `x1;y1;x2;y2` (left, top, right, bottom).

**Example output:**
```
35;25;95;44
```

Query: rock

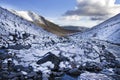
36;70;42;75
61;74;78;80
23;66;33;73
54;77;62;80
49;71;64;80
114;68;120;75
110;75;120;80
0;71;9;79
36;75;42;80
27;79;33;80
0;49;8;54
21;71;28;75
78;65;86;71
27;72;37;79
0;59;43;80
0;60;2;70
102;45;116;63
52;72;64;77
7;60;15;71
60;68;70;73
67;68;81;77
15;72;24;78
7;72;17;79
0;53;12;60
114;61;120;68
102;60;120;68
78;72;114;80
18;75;25;80
14;65;24;72
11;77;19;80
42;73;49;80
8;43;31;50
84;62;102;72
101;60;120;69
37;52;60;70
37;52;69;70
101;68;115;75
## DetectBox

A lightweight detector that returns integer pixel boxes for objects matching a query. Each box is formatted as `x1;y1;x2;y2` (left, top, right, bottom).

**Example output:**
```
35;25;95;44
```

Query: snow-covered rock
78;72;114;80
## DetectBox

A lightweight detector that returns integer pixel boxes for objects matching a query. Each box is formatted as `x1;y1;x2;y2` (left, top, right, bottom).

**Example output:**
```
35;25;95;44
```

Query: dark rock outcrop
37;52;69;70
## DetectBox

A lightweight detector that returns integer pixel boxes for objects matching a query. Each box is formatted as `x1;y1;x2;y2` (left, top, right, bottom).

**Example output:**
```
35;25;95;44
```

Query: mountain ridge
9;9;78;36
71;13;120;44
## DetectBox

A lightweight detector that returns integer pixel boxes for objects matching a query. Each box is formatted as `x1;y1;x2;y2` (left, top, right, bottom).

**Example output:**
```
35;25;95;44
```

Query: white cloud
60;0;120;27
47;17;102;28
61;15;81;21
65;0;120;17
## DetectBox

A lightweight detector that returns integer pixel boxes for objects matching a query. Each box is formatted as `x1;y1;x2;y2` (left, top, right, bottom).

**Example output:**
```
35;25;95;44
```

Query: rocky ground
0;53;120;80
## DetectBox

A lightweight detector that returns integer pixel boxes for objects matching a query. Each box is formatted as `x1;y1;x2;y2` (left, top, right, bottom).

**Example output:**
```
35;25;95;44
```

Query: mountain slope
72;14;120;44
9;9;77;36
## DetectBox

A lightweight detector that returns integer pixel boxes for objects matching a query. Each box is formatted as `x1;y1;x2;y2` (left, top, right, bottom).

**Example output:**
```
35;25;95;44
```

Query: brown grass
33;19;79;36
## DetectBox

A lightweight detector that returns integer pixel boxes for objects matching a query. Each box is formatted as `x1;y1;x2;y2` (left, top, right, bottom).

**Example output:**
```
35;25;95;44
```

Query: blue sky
0;0;120;27
0;0;76;17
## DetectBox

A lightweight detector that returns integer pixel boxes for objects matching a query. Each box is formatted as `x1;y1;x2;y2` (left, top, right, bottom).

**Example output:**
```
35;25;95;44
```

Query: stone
110;75;120;80
23;66;33;73
85;62;102;72
0;53;12;60
54;77;62;80
36;70;42;75
7;60;15;71
37;52;69;70
61;74;78;80
101;68;114;75
0;60;2;70
13;65;24;72
67;68;81;77
7;72;17;79
78;72;114;80
114;68;120;75
27;72;37;78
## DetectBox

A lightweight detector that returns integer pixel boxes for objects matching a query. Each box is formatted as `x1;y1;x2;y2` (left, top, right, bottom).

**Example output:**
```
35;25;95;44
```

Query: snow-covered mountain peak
9;9;45;25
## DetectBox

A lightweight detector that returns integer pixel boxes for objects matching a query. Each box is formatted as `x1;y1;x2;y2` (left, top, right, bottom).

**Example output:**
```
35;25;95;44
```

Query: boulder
67;68;81;77
84;62;102;72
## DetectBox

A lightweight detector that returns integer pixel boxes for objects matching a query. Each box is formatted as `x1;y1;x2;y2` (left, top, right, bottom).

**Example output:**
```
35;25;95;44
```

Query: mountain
9;9;77;36
0;7;120;79
72;14;120;44
62;26;89;32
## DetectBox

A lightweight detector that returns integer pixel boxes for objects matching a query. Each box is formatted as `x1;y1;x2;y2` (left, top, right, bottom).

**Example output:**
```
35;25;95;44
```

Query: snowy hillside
0;7;120;79
72;14;120;44
0;6;63;69
9;9;45;25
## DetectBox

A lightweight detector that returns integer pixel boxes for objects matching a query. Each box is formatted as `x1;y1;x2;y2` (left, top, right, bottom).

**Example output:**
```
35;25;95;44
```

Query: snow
21;71;28;75
0;6;120;74
8;9;45;25
79;72;113;80
71;14;120;44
